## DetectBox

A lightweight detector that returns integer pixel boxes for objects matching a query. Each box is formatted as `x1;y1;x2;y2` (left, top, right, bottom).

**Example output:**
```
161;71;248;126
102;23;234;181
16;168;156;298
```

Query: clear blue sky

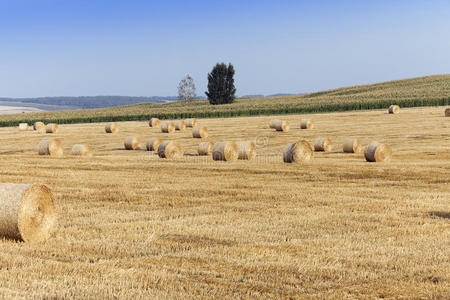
0;0;449;98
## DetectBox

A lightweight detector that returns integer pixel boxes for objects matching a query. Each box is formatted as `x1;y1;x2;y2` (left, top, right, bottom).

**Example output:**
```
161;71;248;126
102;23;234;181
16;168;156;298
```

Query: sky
0;0;449;98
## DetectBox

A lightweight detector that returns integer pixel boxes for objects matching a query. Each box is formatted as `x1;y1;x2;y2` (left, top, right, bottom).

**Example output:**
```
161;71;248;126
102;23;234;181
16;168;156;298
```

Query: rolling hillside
0;75;449;126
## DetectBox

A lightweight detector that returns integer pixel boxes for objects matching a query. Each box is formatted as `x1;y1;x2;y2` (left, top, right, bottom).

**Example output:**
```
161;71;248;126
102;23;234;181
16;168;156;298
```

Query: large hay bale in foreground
146;138;163;151
33;122;45;131
192;126;208;139
185;118;197;128
300;119;313;129
45;123;59;134
105;122;118;133
149;118;161;127
283;140;313;163
343;138;362;153
365;142;392;162
271;120;289;132
445;108;450;117
0;183;57;242
161;122;175;133
314;137;333;152
38;139;63;157
19;123;29;131
124;136;140;150
175;120;186;131
72;144;93;157
157;141;184;159
212;142;238;161
198;142;213;156
236;141;257;160
388;105;400;114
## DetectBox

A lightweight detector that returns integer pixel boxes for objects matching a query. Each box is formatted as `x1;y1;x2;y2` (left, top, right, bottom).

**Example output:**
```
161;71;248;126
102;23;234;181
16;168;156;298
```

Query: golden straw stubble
365;142;392;162
38;139;63;156
388;105;400;114
300;119;313;129
105;122;119;133
0;183;57;242
157;141;184;159
283;140;313;163
149;118;161;127
198;142;213;156
146;138;163;151
236;141;257;160
212;142;239;161
314;137;333;152
161;122;175;133
192;126;208;139
343;138;362;153
72;144;93;157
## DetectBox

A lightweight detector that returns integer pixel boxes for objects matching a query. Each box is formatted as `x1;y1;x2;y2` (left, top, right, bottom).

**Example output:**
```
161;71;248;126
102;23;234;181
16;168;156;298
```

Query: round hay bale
445;108;450;117
271;120;289;132
283;140;313;163
269;119;278;129
105;122;119;133
343;138;362;153
33;122;45;131
185;118;197;128
38;139;63;157
236;141;257;160
198;142;213;156
45;123;59;134
0;183;57;242
161;121;175;133
124;136;140;150
212;142;238;161
364;142;392;162
175;120;186;131
149;118;161;127
388;105;400;114
157;141;184;159
314;137;333;152
192;126;208;139
146;138;163;151
19;123;29;131
72;144;93;157
300;119;314;129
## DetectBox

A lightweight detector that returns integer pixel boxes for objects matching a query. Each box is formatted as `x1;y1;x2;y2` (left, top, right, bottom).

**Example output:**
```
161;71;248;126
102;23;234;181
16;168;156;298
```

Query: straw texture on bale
269;120;278;129
0;183;57;242
72;144;93;157
124;136;140;150
198;142;213;156
283;141;313;163
149;118;161;127
365;142;392;162
157;141;184;159
271;119;290;132
33;122;45;131
45;123;58;134
175;120;186;131
192;126;208;139
314;137;333;152
212;142;239;161
445;108;450;117
38;139;63;157
161;121;175;133
105;122;118;133
343;138;362;153
236;141;257;160
300;119;314;129
19;123;29;131
146;138;163;151
388;105;400;114
185;118;197;128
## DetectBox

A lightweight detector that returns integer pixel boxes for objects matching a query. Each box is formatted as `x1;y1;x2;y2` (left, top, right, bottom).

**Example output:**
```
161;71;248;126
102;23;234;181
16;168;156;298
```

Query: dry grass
0;106;448;298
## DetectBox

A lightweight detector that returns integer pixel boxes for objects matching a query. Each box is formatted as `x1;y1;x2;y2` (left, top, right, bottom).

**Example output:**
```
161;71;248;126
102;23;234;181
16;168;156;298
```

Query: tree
205;63;236;105
178;75;196;104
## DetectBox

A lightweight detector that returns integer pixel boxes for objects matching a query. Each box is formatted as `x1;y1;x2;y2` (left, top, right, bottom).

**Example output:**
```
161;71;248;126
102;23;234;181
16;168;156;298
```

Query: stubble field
0;106;449;298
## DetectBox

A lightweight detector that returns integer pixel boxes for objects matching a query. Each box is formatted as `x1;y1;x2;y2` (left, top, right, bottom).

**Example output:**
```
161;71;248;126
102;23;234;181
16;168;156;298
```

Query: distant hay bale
149;118;161;127
198;142;213;156
45;123;58;134
0;183;57;242
185;118;197;128
270;119;290;132
388;105;400;114
192;126;208;139
343;138;362;153
105;122;118;133
175;120;186;131
236;141;257;160
38;139;63;157
212;142;238;161
283;140;313;163
72;144;93;157
161;121;175;133
146;138;163;151
33;122;45;131
364;142;392;162
19;123;29;131
157;141;184;159
124;136;140;150
445;108;450;117
300;119;314;129
314;137;333;152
